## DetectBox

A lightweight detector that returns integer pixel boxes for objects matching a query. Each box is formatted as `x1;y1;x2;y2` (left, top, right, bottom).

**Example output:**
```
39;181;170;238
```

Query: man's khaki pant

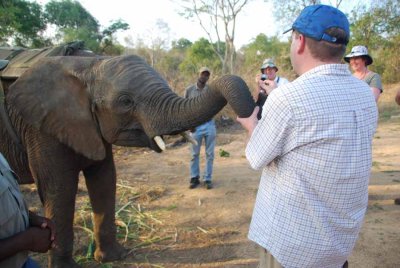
258;246;283;268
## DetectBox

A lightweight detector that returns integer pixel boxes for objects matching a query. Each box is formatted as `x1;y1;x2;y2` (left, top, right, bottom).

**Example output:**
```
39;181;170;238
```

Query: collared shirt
184;83;214;124
274;76;289;86
0;153;29;268
246;64;378;268
184;83;209;98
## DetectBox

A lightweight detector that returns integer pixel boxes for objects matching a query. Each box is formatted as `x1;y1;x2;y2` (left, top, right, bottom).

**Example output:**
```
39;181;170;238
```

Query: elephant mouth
115;129;196;153
114;129;164;153
153;132;197;151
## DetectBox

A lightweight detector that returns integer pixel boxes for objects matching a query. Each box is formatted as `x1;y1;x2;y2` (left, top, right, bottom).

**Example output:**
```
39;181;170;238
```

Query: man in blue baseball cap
237;4;377;268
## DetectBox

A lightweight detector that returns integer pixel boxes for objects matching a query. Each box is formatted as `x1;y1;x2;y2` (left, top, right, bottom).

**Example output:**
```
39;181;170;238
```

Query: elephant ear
7;56;106;161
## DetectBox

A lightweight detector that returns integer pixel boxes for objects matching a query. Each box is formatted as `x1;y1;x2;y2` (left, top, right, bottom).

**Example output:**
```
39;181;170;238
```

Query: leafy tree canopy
0;0;48;47
171;38;193;50
45;0;99;31
179;38;222;76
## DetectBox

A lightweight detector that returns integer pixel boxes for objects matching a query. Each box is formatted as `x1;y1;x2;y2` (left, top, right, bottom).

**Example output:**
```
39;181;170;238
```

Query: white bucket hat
344;45;373;65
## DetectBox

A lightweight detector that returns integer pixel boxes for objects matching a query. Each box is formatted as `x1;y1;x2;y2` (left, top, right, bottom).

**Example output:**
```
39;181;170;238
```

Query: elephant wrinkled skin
0;55;255;267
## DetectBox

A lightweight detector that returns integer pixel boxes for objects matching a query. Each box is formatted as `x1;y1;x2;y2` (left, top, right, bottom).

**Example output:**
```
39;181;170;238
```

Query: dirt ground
25;113;399;267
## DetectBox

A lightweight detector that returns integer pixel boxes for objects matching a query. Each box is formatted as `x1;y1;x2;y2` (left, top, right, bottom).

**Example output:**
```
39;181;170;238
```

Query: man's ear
297;34;306;54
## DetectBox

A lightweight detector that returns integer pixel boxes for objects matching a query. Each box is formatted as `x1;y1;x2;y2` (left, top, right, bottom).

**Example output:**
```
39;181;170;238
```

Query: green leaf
219;148;230;157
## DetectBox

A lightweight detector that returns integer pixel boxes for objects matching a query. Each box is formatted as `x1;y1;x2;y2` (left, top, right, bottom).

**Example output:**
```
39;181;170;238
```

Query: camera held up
260;74;267;81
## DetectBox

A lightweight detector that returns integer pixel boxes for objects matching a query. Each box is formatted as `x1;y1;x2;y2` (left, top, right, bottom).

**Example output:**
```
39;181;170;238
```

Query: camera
260;74;267;81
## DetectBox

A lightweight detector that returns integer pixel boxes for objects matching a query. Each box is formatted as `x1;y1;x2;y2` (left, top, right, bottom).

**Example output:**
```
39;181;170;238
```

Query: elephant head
7;55;255;160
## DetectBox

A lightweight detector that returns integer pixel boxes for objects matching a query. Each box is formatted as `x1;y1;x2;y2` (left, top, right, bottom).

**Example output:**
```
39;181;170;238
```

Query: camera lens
261;74;267;81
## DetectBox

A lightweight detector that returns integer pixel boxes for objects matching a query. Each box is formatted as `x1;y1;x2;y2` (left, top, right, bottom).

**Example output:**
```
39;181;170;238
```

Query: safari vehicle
0;41;92;92
0;41;93;147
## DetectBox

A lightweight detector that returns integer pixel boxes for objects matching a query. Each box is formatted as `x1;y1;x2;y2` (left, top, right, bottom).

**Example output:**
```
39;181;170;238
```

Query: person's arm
0;227;52;261
0;211;56;261
368;73;383;102
395;88;400;106
371;87;381;102
260;79;278;95
237;106;259;137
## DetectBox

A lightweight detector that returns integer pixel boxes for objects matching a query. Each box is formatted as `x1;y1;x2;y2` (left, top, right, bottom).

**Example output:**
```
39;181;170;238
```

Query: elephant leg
83;148;127;262
41;171;80;268
27;141;81;268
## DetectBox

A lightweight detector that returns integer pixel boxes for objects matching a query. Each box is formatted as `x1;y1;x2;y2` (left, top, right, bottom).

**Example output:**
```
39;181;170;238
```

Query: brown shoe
394;198;400;205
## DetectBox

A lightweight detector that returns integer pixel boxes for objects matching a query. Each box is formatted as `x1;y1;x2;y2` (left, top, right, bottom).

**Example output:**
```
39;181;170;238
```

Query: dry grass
70;182;173;267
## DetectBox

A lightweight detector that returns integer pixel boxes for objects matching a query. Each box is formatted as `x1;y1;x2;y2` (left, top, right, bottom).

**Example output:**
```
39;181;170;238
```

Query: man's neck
298;58;341;76
295;45;342;75
197;81;206;89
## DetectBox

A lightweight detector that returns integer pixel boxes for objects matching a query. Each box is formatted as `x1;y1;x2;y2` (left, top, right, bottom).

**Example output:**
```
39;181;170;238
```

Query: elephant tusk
154;136;166;151
181;131;198;146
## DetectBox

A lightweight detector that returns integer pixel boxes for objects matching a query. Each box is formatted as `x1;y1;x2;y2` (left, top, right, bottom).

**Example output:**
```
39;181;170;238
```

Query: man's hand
29;211;56;248
259;79;278;95
26;227;53;253
0;226;54;260
236;106;259;137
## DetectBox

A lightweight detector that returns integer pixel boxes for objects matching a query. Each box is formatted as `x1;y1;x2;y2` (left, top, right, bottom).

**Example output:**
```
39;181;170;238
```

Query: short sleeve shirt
363;71;383;92
0;153;29;268
184;83;209;98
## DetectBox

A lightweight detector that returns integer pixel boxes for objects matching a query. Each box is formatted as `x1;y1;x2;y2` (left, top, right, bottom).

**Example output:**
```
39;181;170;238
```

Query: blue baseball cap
283;4;349;44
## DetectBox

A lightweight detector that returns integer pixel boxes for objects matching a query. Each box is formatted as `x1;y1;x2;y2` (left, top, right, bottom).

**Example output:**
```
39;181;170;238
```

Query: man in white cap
184;67;215;190
238;4;377;268
254;59;289;119
259;58;289;91
344;45;383;102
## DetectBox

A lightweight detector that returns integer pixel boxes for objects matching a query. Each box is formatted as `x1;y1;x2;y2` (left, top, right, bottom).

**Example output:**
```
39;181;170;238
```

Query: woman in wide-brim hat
344;45;383;102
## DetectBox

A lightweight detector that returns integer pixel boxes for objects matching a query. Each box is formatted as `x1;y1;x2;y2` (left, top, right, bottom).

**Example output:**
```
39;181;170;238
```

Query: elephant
0;54;255;267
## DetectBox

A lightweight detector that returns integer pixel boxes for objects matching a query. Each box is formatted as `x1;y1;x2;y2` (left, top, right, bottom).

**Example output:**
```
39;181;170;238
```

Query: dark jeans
22;257;41;268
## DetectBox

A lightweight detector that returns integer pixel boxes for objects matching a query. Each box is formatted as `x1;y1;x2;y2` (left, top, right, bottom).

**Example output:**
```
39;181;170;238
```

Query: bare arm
371;87;381;102
0;211;56;261
236;106;259;137
0;227;52;260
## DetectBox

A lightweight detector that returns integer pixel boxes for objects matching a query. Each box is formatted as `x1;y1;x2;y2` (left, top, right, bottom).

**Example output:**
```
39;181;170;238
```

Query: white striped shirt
246;64;378;268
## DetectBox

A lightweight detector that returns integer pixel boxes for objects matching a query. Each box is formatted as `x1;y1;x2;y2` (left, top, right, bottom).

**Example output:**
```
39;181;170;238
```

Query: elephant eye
118;94;134;110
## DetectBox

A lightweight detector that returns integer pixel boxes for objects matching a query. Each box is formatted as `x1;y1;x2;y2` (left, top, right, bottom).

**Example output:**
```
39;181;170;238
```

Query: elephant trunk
144;75;256;138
